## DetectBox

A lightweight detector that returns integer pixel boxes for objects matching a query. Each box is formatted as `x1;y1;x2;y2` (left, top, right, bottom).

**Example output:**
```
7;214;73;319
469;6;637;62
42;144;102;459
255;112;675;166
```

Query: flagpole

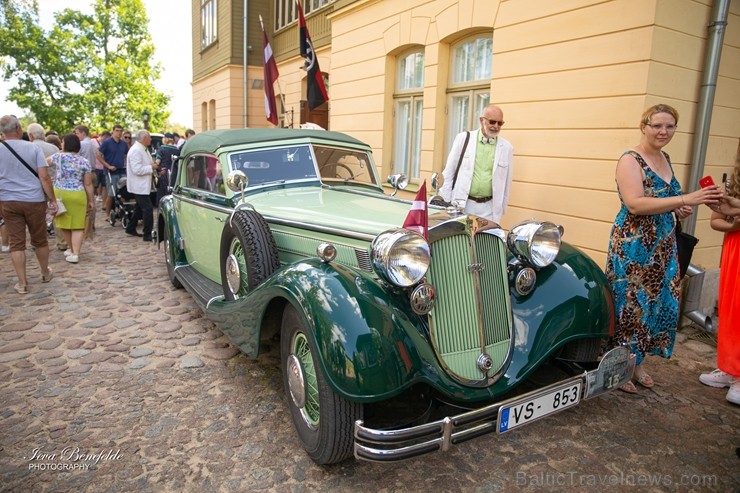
259;15;286;127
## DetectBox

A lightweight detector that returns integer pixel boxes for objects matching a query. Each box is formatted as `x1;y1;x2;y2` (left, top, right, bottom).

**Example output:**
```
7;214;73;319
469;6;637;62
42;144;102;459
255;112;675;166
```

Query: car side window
185;154;224;195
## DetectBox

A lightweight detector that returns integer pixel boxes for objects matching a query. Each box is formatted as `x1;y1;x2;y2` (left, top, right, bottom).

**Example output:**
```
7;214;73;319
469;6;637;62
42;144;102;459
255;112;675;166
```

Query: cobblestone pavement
0;213;738;493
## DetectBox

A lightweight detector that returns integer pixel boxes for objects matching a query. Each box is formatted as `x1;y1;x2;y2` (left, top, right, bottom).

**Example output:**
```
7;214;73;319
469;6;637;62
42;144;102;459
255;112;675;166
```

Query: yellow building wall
194;0;739;274
193;66;280;130
297;0;740;272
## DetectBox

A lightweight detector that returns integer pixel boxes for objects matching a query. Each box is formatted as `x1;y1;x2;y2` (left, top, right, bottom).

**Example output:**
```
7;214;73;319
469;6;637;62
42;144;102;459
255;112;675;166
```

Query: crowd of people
0;115;194;281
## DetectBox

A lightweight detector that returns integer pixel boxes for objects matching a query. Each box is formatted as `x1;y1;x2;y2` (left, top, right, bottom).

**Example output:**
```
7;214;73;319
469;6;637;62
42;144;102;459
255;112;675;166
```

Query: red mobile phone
699;176;715;188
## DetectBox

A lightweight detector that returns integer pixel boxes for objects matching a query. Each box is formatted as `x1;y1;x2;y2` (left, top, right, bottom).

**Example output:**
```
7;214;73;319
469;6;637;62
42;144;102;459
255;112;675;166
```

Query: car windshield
228;145;318;187
313;145;378;186
228;144;378;188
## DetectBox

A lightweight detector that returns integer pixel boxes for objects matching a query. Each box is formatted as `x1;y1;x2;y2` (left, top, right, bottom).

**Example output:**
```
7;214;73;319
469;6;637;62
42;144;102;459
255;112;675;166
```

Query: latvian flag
402;180;428;239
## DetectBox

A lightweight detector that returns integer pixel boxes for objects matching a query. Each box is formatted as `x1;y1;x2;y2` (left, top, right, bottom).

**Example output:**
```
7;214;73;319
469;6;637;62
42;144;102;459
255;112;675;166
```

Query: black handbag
675;214;698;279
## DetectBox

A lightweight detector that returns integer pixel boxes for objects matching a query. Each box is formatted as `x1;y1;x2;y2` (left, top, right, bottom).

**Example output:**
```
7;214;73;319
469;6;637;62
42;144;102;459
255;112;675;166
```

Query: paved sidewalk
0;215;738;492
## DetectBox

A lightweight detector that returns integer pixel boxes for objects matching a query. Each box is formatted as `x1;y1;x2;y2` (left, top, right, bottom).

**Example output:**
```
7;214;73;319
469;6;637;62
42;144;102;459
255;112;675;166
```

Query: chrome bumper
354;346;635;462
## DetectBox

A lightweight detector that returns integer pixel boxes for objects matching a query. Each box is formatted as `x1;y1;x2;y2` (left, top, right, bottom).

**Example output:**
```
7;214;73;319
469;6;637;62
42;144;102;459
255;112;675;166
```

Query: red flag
262;29;279;126
403;180;428;239
297;0;329;110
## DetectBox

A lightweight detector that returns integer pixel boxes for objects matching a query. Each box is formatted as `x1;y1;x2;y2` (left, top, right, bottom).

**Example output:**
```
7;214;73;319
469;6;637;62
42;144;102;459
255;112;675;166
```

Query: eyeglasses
123;136;131;140
645;123;676;132
481;118;505;126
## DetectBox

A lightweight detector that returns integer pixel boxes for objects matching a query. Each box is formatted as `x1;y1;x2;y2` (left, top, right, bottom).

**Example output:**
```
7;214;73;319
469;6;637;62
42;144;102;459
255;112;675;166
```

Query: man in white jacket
125;130;157;241
439;104;514;224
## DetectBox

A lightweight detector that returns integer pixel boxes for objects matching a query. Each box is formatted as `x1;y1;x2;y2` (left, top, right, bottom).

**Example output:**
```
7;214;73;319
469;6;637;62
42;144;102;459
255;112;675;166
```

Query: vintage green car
157;128;634;464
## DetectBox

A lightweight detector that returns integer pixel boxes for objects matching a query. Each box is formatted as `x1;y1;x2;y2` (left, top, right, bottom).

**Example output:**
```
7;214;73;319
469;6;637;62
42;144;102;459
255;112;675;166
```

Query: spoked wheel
121;212;130;229
219;210;280;300
281;304;362;464
109;213;116;227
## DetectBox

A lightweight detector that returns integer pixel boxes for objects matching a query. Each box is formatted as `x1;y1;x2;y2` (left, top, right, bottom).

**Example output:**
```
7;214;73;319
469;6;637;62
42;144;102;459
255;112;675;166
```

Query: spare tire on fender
220;209;280;300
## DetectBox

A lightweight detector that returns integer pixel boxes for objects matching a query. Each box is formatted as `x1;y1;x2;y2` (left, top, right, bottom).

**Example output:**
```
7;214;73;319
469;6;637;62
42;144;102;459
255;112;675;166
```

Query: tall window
393;50;424;179
276;0;333;30
447;35;492;153
201;0;218;49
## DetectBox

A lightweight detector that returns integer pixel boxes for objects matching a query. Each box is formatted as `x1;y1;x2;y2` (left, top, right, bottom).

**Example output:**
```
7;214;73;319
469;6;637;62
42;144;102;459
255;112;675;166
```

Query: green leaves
0;0;171;132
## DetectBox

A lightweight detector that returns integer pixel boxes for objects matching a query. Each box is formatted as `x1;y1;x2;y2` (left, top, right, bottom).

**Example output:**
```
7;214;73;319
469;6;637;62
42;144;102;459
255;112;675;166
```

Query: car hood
243;186;413;237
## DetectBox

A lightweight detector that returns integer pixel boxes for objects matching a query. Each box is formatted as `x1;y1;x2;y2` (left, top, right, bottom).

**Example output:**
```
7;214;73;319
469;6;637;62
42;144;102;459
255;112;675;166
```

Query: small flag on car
402;180;428;239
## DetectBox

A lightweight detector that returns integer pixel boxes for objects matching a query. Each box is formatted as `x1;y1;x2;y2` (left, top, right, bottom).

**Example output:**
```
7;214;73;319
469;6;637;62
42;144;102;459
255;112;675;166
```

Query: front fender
270;260;430;402
157;196;185;264
500;242;614;387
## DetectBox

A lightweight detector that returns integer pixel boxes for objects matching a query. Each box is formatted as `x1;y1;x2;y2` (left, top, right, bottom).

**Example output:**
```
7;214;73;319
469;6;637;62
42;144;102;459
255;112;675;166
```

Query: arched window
392;49;424;179
447;35;492;153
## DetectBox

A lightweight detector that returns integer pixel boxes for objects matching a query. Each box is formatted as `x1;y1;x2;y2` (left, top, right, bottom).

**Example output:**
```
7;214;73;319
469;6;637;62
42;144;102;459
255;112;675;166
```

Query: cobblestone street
0;214;738;492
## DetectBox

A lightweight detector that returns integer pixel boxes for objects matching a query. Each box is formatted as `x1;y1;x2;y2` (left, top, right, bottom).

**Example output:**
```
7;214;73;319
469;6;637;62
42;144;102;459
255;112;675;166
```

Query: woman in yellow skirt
49;134;94;263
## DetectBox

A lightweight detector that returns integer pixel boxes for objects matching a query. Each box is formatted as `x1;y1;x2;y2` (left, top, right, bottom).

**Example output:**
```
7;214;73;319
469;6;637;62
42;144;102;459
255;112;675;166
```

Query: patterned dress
605;151;682;365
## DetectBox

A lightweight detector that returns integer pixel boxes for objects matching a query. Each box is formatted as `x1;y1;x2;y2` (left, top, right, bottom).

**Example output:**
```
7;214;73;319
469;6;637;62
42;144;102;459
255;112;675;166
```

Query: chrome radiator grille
425;231;512;385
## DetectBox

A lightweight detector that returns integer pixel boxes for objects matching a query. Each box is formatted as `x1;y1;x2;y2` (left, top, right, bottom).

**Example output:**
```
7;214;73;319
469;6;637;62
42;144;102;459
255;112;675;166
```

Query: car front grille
425;230;512;386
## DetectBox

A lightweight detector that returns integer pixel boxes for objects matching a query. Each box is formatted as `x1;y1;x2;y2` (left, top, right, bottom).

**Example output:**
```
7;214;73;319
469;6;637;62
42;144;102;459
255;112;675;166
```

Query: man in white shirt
439;104;514;224
173;132;185;149
125;130;157;241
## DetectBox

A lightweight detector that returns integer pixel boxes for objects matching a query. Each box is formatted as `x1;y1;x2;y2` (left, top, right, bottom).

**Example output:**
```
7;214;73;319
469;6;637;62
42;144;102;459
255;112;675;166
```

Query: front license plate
497;380;581;433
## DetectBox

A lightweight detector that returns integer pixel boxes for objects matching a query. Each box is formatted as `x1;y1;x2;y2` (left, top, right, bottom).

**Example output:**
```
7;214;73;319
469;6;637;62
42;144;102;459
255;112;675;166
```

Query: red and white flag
402;180;428;239
262;28;279;126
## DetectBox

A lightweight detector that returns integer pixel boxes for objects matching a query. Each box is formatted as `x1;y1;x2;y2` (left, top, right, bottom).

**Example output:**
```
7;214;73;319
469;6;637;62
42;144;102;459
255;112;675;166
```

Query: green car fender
156;196;185;264
261;259;436;402
496;242;615;390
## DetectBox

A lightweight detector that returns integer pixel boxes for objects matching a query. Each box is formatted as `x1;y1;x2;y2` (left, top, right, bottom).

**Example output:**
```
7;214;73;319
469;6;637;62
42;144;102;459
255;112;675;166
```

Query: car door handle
215;217;225;222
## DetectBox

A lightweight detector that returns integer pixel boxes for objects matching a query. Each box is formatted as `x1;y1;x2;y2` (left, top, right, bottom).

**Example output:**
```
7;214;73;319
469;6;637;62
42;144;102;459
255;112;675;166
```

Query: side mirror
387;173;408;197
431;172;441;194
428;172;449;207
226;170;249;202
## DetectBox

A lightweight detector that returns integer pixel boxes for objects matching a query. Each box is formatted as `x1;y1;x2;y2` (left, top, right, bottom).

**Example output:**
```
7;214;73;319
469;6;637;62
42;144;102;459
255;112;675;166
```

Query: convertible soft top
180;128;368;155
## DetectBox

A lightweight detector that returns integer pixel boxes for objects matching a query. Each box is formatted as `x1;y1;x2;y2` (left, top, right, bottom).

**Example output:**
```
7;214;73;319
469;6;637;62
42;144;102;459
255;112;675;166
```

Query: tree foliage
0;0;170;133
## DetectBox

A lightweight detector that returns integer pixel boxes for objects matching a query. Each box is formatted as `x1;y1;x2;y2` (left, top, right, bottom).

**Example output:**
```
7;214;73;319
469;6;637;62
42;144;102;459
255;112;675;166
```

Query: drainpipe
682;265;713;331
684;0;729;234
243;0;249;128
678;0;729;332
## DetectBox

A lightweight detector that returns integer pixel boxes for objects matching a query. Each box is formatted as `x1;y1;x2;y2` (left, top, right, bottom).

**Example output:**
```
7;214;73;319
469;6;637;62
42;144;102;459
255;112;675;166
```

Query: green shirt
468;130;496;198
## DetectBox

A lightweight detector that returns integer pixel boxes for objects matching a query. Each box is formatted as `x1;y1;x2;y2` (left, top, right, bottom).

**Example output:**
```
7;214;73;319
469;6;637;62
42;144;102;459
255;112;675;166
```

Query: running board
175;265;224;309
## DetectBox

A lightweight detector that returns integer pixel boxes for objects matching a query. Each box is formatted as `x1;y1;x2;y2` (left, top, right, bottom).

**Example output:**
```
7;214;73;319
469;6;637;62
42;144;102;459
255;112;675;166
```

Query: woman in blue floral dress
51;134;94;264
605;104;722;393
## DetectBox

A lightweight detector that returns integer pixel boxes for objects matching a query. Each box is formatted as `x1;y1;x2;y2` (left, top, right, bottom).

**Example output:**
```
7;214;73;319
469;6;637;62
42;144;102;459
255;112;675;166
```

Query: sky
0;0;194;127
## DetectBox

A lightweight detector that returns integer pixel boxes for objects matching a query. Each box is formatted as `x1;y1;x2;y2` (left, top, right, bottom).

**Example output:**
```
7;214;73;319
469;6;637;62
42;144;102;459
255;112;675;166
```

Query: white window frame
446;35;492;154
201;0;218;49
275;0;334;30
392;50;424;180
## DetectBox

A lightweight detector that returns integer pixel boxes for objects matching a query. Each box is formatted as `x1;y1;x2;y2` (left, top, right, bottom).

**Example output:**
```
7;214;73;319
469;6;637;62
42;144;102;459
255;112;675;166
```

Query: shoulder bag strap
451;131;471;190
1;141;39;178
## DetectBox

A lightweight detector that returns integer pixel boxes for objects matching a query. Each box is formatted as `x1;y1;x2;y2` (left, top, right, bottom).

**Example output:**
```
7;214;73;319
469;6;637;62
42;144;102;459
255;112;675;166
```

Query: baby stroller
108;174;137;229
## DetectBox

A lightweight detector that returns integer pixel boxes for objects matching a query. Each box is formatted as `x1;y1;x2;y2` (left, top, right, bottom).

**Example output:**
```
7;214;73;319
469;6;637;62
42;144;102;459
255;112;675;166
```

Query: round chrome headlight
507;221;562;268
371;228;430;287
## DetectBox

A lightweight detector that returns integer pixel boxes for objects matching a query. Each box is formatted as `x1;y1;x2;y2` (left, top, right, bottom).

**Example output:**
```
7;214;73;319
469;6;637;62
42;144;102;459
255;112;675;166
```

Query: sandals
634;372;654;388
620;371;655;394
14;283;28;294
619;381;638;394
42;267;53;283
